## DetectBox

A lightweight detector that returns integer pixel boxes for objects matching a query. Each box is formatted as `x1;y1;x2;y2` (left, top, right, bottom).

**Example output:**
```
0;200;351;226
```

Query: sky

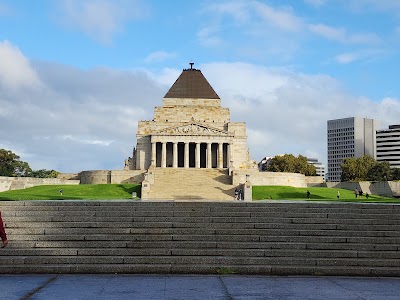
1;0;400;173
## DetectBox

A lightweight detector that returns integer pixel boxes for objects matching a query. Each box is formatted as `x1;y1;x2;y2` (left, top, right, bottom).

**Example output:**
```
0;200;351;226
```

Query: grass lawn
253;186;400;203
0;184;141;200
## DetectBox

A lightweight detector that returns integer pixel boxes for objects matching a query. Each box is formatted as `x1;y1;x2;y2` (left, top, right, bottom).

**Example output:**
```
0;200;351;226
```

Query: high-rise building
307;158;325;180
327;117;380;182
376;125;400;169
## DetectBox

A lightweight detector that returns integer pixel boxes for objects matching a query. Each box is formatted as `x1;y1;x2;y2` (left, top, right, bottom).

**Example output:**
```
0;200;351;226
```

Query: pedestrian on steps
0;211;8;248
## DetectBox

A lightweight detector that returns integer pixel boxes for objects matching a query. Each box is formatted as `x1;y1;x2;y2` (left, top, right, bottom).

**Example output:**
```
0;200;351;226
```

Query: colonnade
151;141;230;169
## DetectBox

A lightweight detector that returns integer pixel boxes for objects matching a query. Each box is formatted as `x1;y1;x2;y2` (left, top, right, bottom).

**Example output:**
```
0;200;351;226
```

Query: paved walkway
2;275;400;300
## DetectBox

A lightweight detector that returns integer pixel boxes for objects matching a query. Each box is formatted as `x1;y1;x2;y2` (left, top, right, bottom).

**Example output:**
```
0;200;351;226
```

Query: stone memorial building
69;64;320;200
130;63;251;172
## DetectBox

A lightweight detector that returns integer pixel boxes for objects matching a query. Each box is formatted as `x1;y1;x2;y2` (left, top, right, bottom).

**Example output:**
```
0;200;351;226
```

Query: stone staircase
147;168;234;200
1;201;400;276
0;201;400;276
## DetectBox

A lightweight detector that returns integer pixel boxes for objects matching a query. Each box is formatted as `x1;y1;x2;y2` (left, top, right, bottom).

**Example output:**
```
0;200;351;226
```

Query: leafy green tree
367;161;392;181
267;154;316;176
340;157;357;181
357;155;376;180
341;155;396;182
392;168;400;180
0;149;31;177
28;169;59;178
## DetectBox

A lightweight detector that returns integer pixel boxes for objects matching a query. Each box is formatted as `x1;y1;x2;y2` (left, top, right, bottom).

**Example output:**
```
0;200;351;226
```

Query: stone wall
0;176;80;192
326;181;400;197
57;173;81;180
233;170;308;188
79;170;145;185
110;170;145;184
80;171;111;184
154;106;230;123
305;176;325;186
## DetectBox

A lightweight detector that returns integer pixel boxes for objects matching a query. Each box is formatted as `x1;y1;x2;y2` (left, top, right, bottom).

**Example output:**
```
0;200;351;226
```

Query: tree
340;157;358;181
28;169;59;178
367;161;392;181
341;155;396;182
267;154;316;176
392;168;400;180
0;149;31;177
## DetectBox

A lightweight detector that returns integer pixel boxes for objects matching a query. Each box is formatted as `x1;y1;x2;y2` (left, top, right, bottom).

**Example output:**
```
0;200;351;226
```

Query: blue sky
1;0;400;172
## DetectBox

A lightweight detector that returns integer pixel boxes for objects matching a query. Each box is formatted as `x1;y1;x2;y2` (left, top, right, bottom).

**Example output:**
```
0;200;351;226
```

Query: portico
151;140;231;169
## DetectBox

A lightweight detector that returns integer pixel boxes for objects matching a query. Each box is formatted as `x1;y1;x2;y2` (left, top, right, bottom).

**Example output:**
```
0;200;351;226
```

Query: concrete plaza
2;274;400;300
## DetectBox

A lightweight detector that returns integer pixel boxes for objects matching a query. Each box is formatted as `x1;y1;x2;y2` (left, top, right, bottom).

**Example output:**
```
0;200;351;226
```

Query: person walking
337;191;340;199
354;188;359;198
0;211;8;248
306;190;311;199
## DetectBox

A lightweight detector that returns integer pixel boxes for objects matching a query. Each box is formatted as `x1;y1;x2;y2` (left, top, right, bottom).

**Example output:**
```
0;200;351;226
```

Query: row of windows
327;127;354;133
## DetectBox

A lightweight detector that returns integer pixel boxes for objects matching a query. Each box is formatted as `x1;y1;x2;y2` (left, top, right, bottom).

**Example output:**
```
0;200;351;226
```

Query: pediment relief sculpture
154;123;232;136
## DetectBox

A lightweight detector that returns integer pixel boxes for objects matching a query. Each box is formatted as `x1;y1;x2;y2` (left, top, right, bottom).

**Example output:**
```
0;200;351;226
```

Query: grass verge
0;184;141;200
253;186;400;203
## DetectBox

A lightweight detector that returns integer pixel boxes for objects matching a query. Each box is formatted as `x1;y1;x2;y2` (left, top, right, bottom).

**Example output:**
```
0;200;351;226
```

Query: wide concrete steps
147;168;233;200
1;201;400;276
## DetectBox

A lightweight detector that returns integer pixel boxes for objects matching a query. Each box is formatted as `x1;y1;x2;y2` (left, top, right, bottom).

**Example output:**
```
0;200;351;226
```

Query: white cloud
0;41;166;172
0;40;42;89
57;0;147;44
1;42;399;173
205;1;303;32
336;53;359;64
201;62;400;165
57;135;113;146
197;26;225;48
144;51;176;63
308;24;381;45
252;2;303;32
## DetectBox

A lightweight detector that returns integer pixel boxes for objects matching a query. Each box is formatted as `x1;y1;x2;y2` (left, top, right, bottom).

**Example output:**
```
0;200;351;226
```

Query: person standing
354;188;359;198
0;211;8;248
337;191;340;199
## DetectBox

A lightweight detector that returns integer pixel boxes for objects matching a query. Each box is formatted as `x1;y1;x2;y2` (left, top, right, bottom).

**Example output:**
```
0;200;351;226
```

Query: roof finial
189;62;194;69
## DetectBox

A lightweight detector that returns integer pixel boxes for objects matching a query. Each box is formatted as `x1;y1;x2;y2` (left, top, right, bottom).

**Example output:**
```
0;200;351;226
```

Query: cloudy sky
1;0;400;173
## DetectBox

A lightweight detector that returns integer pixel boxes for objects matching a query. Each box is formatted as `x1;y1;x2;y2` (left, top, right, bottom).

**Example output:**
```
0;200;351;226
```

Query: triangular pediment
153;123;232;136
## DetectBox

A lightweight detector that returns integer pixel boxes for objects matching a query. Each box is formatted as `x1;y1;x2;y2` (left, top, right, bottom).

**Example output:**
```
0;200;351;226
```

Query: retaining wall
233;170;308;187
327;181;400;197
79;170;145;184
0;177;80;192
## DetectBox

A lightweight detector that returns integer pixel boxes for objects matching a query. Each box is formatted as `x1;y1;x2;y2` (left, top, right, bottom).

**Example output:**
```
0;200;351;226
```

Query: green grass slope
0;184;141;200
253;186;399;203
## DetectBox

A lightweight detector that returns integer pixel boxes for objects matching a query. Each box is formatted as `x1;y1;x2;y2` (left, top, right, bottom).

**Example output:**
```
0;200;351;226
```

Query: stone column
227;144;231;167
207;143;212;168
173;142;178;168
218;143;223;169
161;142;166;168
195;143;200;168
184;142;189;168
151;142;156;166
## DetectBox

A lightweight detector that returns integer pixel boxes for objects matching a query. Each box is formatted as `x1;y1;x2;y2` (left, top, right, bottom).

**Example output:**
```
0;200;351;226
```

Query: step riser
1;201;400;276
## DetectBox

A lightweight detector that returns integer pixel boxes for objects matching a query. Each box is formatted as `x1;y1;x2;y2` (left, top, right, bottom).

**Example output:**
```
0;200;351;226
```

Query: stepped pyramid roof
164;64;220;99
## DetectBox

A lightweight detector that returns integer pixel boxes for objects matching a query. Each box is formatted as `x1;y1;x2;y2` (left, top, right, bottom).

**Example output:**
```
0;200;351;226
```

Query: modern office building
376;125;400;169
327;117;380;182
307;158;325;180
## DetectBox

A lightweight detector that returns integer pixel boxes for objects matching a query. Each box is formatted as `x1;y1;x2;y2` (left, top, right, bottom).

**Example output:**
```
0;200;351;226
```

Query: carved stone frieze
154;123;232;136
